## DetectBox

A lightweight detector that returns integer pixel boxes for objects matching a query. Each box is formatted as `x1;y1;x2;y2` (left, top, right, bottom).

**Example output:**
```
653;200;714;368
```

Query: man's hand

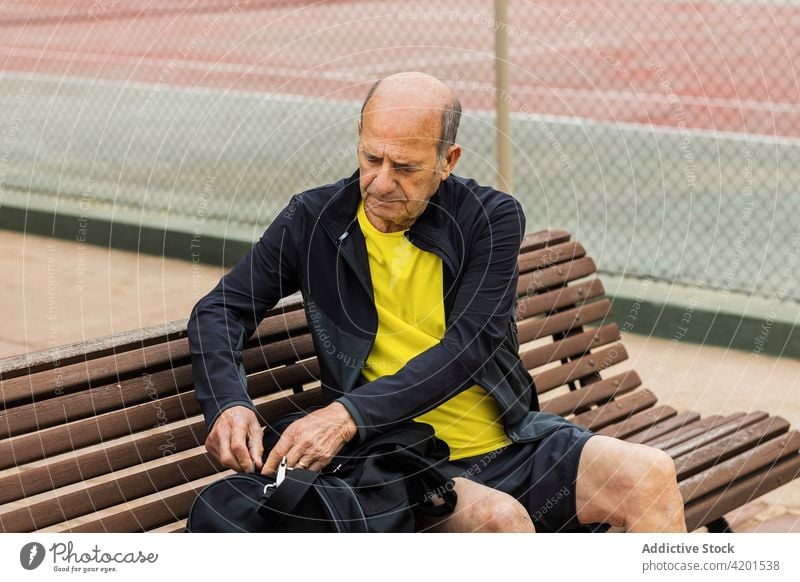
205;406;264;473
262;402;357;474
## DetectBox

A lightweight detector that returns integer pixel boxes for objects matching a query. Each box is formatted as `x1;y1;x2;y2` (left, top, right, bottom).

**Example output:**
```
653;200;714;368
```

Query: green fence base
606;275;799;361
0;202;254;267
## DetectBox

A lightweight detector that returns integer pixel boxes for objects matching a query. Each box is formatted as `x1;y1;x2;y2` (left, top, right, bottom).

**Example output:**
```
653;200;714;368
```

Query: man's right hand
205;406;264;473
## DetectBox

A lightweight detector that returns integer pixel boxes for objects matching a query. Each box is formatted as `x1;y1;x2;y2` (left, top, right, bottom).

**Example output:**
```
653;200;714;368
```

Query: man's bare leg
416;477;535;532
575;435;687;532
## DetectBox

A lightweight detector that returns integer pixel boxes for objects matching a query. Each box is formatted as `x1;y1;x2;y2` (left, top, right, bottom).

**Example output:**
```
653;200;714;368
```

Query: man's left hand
262;402;357;474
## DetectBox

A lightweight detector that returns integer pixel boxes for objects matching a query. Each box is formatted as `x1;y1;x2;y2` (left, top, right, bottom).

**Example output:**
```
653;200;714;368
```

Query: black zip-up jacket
188;171;572;445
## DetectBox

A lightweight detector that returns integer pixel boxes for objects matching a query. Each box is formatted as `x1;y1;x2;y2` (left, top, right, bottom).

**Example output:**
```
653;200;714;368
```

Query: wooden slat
638;415;722;446
683;453;800;532
0;446;221;532
517;299;613;343
623;411;702;445
571;389;658;431
596;405;678;440
241;333;316;371
517;257;597;296
539;371;641;417
247;359;321;397
521;324;620;370
673;416;791;480
38;471;231;533
516;278;605;316
246;359;320;396
680;431;800;504
533;344;628;393
520;230;571;253
148;520;187;533
663;412;769;458
250;307;312;343
518;241;585;274
647;413;743;449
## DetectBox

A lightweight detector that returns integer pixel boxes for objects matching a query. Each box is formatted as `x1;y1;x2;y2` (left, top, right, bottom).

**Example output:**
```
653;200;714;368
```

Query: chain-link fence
1;0;798;301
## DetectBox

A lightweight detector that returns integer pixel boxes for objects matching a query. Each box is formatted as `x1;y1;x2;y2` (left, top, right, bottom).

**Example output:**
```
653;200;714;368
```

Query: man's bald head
359;72;462;164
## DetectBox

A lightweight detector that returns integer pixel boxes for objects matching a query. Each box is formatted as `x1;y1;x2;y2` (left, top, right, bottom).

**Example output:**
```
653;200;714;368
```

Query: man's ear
439;144;462;180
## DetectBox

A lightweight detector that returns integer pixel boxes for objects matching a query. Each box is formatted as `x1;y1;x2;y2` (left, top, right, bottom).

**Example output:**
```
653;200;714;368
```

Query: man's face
357;103;453;231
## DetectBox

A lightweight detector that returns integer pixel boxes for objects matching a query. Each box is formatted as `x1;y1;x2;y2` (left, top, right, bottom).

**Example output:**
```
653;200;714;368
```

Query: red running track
1;0;799;137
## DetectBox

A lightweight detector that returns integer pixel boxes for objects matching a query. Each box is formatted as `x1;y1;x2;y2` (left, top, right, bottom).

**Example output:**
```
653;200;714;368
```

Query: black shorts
443;425;608;532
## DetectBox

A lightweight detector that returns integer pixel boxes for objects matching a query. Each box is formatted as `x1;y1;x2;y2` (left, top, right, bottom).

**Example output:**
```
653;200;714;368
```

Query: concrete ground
1;229;798;532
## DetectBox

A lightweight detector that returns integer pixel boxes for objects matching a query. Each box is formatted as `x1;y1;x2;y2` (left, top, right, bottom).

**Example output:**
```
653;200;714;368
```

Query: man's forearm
187;201;302;430
187;302;255;431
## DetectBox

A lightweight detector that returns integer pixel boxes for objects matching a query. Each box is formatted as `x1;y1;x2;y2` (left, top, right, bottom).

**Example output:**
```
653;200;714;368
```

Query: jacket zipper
319;221;377;393
322;222;373;299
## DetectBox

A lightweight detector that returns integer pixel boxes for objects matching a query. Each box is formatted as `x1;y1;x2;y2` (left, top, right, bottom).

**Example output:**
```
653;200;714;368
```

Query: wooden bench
2;229;799;533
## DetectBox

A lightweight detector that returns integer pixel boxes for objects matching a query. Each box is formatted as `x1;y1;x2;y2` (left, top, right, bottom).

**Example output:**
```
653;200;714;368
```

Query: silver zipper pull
263;456;288;493
276;456;288;485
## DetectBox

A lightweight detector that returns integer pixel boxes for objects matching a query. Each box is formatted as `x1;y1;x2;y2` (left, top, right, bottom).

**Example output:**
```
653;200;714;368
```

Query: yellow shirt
357;201;511;460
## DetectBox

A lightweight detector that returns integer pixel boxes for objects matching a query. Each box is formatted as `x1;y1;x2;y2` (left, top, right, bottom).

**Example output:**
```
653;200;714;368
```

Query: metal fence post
495;0;513;193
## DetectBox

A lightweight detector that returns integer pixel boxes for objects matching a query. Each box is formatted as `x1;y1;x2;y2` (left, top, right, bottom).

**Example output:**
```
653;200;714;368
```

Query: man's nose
372;165;396;195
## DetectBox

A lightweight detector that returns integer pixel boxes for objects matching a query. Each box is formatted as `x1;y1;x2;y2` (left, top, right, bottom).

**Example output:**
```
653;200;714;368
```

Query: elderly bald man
188;72;686;533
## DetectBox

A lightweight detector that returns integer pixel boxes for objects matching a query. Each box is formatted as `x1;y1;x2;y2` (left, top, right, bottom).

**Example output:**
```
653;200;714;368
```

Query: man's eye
365;155;381;164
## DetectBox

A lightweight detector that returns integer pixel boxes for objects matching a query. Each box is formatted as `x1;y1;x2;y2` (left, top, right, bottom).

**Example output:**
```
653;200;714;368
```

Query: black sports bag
187;418;457;533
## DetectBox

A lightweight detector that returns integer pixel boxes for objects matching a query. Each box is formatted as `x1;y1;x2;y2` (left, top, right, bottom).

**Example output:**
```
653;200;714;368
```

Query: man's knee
600;442;678;496
620;446;684;523
464;496;535;533
577;436;686;531
637;447;680;499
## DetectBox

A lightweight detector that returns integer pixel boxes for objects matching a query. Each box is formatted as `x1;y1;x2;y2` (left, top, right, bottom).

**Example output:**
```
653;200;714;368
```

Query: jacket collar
319;169;452;259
